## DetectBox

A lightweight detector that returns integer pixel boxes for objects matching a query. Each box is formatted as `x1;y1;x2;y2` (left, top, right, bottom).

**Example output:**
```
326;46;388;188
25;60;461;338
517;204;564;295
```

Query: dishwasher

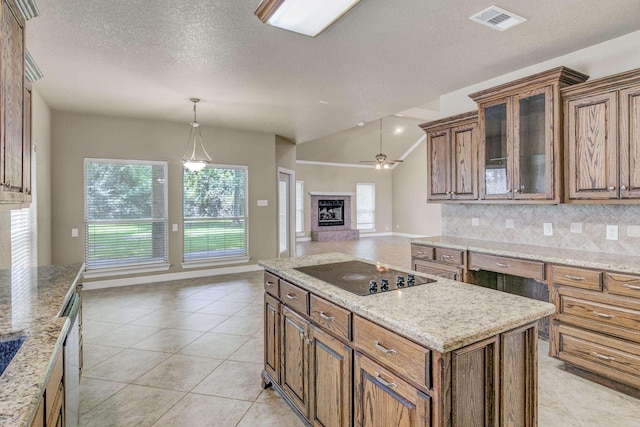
61;292;80;427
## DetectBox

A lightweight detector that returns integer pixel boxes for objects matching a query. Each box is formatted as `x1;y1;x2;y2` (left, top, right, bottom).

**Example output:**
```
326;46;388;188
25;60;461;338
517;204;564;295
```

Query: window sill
83;262;171;279
182;256;250;269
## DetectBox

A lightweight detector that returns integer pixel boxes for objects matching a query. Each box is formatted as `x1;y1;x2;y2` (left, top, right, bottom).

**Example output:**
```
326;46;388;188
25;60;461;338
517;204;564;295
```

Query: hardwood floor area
78;236;640;426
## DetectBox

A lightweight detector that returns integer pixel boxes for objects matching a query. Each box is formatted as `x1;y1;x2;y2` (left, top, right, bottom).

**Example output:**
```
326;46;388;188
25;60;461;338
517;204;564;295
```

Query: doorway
278;168;296;258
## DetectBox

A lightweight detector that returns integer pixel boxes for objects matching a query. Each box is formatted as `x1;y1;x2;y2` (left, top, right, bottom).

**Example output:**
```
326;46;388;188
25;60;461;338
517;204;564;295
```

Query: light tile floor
79;236;640;426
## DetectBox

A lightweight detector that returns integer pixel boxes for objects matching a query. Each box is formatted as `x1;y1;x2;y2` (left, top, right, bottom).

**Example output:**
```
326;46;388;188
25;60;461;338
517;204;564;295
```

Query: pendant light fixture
182;98;212;172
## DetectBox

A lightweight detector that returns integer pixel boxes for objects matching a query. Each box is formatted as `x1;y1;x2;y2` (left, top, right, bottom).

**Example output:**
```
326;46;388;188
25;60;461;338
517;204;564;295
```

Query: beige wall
50;111;278;277
33;88;52;265
391;140;441;237
295;163;392;236
275;135;296;171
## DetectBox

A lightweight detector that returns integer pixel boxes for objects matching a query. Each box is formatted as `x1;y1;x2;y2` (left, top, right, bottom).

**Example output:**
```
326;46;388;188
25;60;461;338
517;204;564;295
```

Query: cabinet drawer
352;315;431;390
607;273;640;300
558;325;640;388
280;280;309;315
264;272;280;298
551;265;602;291
414;259;461;281
411;245;434;261
309;294;351;341
469;252;545;282
435;247;464;266
559;295;640;333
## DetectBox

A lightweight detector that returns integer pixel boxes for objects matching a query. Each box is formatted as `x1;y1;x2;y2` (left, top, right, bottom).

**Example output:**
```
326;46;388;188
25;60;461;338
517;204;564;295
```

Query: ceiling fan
359;119;404;169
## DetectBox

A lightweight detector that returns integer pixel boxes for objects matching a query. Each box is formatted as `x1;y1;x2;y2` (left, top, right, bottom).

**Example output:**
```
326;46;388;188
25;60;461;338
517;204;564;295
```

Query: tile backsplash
442;204;640;256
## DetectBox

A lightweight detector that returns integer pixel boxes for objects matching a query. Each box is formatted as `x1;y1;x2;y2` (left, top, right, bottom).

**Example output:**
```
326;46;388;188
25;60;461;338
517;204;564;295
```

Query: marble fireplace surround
310;192;359;242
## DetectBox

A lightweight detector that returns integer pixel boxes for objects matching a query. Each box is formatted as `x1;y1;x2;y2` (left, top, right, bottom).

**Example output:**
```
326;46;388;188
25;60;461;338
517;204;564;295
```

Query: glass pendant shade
182;98;212;172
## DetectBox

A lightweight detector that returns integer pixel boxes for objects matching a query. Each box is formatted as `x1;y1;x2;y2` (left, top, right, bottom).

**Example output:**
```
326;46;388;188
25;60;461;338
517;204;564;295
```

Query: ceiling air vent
470;6;526;31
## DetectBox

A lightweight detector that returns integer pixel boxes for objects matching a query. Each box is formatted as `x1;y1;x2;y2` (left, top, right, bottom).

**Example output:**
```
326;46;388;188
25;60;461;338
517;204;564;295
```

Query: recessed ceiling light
319;100;329;104
470;6;526;31
357;121;365;127
394;127;403;134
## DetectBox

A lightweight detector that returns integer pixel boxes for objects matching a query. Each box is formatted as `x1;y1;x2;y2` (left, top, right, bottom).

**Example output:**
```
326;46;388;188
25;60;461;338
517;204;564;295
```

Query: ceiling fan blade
359;160;377;163
387;160;404;164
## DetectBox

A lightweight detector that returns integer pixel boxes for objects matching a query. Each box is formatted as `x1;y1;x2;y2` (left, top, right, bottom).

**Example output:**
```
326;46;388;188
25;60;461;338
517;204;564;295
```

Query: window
84;159;168;271
356;183;375;231
295;181;304;234
183;165;248;262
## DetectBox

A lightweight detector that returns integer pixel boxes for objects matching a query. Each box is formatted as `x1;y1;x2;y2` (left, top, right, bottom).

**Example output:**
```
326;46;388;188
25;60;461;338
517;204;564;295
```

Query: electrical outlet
606;224;619;240
172;224;178;232
543;223;553;236
472;218;479;226
570;222;583;233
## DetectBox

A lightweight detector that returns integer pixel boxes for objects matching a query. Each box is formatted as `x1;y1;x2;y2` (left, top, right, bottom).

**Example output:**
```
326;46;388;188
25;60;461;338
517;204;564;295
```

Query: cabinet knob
514;189;520;193
3;181;10;188
621;186;628;190
608;186;616;191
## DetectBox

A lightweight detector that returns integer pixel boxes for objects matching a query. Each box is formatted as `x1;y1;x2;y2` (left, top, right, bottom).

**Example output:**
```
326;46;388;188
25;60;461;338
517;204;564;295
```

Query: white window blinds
84;159;168;270
356;183;375;231
183;165;248;261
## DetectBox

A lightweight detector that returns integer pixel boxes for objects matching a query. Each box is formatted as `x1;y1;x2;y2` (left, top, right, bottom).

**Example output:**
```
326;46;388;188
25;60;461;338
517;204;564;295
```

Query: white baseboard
360;232;393;238
296;237;312;242
393;232;432;238
82;264;264;290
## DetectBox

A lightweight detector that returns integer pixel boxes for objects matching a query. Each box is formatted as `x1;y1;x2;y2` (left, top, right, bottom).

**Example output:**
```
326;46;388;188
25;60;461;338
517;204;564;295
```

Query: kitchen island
259;253;555;427
0;263;83;427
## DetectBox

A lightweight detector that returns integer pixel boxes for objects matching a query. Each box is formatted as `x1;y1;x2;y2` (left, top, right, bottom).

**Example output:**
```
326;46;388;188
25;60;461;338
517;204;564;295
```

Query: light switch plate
472;218;479;226
505;219;515;229
172;224;178;232
543;223;553;236
570;222;583;233
606;224;619;240
257;200;268;207
71;228;78;238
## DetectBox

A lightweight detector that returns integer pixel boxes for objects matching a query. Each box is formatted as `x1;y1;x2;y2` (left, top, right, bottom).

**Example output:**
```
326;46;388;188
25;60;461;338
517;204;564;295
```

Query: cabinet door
513;85;554;200
566;91;618;200
479;99;512;200
450;122;478;200
281;306;310;418
309;326;352;427
619;85;640;199
264;294;280;384
426;130;450;201
0;0;25;203
354;352;431;427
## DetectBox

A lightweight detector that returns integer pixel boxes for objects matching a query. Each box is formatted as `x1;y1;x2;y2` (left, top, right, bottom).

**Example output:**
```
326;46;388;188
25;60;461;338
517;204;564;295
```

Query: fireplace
318;200;344;227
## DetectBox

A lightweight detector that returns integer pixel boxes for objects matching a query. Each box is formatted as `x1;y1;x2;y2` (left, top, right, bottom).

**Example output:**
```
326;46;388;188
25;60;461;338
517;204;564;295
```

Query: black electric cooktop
294;260;435;296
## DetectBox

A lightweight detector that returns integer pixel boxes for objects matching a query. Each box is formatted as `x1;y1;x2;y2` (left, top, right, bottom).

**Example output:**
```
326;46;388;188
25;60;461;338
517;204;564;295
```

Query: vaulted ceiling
27;0;640;143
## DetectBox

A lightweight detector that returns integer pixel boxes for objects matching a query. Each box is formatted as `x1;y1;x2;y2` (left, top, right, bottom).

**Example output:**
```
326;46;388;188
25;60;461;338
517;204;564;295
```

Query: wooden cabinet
309;325;352;427
420;112;478;202
470;67;588;203
280;305;311;418
0;0;30;206
550;264;640;390
411;244;465;281
354;351;431;427
30;346;64;427
562;68;640;202
264;294;280;384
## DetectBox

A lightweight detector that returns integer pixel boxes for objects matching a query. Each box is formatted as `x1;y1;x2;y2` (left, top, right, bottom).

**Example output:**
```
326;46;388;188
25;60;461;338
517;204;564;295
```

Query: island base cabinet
264;294;280;384
354;351;431;427
310;326;352;427
281;306;311;419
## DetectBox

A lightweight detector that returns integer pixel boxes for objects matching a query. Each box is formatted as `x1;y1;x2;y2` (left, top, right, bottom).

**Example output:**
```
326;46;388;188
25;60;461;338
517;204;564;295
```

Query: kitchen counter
410;236;640;274
259;253;554;352
0;263;83;427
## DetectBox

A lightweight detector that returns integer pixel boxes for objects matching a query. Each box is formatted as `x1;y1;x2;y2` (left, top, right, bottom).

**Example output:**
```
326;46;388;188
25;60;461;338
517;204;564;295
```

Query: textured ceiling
26;0;640;143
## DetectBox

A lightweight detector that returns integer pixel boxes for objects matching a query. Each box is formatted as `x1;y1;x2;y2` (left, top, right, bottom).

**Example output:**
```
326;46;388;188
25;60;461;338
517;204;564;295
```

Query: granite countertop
0;263;83;427
410;236;640;275
259;253;555;353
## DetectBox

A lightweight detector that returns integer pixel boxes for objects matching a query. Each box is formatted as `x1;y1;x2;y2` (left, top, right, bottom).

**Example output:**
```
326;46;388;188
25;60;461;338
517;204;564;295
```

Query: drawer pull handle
592;311;614;319
416;251;427;255
496;262;510;268
374;341;397;355
374;372;397;389
285;293;298;301
265;281;276;287
442;255;455;260
319;311;335;321
564;275;586;281
592;352;616;362
623;284;640;290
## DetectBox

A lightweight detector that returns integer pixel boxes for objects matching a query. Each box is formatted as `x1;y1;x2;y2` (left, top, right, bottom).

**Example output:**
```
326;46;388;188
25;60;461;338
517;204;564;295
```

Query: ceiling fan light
383;163;390;169
375;163;382;170
255;0;361;37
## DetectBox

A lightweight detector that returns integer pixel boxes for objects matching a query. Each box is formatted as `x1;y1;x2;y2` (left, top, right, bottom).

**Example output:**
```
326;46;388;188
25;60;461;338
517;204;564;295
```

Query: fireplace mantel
309;192;355;196
309;193;359;242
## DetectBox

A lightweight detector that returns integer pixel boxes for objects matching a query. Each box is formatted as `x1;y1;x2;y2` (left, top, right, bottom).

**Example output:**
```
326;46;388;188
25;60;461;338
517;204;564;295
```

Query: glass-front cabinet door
481;99;511;199
513;86;553;199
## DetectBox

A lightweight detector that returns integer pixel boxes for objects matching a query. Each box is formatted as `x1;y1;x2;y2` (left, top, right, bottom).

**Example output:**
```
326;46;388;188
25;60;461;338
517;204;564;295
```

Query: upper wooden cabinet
0;0;29;206
470;67;589;203
420;112;478;202
562;68;640;202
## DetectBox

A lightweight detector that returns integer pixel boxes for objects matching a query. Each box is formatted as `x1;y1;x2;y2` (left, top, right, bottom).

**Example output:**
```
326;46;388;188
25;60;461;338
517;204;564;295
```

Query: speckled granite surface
0;263;83;427
410;236;640;275
259;253;554;353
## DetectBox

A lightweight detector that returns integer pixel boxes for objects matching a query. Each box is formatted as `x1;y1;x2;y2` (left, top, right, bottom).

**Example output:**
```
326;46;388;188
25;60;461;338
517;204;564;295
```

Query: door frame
277;167;297;258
